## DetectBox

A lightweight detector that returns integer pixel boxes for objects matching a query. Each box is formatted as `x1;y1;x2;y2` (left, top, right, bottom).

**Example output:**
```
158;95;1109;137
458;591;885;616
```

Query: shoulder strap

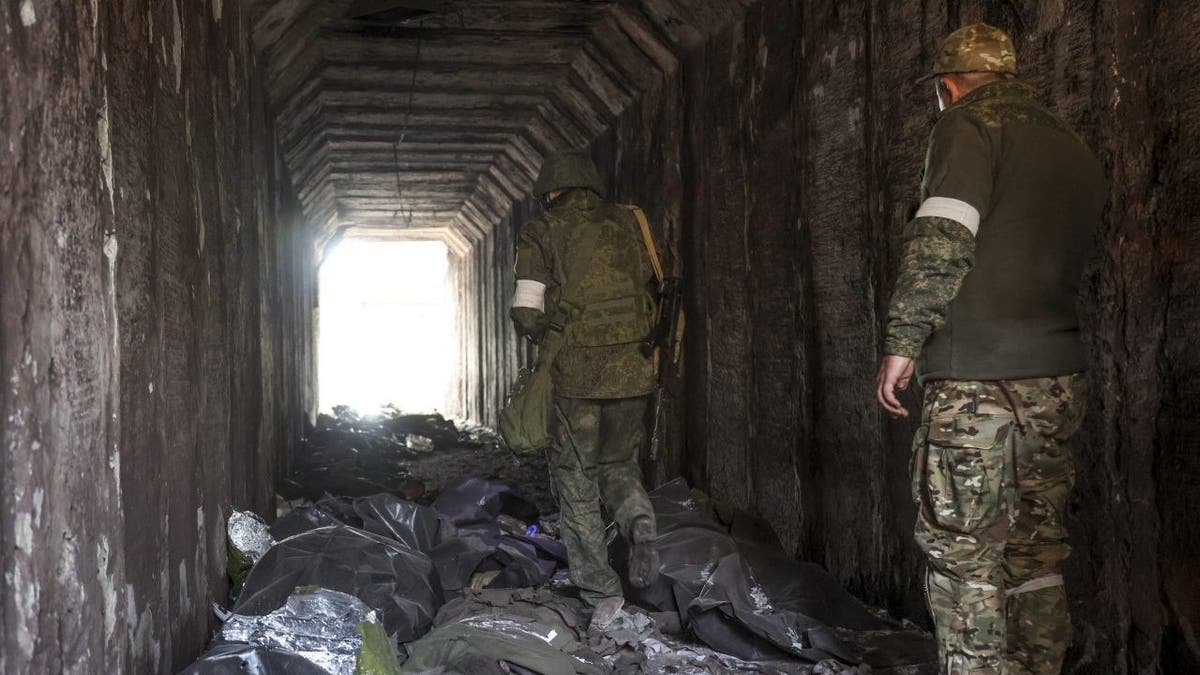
535;322;568;369
624;206;664;284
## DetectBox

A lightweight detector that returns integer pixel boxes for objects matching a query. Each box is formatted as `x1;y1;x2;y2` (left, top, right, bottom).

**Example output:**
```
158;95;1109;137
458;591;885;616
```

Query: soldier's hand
876;355;915;418
511;307;548;343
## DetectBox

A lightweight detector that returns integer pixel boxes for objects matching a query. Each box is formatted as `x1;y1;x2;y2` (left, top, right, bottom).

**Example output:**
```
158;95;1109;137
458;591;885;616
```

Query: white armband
916;197;981;236
512;279;547;312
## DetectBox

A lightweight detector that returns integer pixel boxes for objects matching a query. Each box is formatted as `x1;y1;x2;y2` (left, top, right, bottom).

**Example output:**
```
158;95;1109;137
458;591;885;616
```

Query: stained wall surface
582;1;1199;672
0;1;312;672
455;220;526;425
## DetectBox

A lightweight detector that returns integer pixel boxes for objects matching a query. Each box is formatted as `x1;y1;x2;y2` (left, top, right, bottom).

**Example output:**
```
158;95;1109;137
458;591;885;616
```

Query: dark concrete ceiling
249;0;745;249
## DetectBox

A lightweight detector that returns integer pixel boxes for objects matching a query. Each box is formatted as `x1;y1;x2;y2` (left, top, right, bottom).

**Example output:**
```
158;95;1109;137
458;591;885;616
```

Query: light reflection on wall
318;239;455;415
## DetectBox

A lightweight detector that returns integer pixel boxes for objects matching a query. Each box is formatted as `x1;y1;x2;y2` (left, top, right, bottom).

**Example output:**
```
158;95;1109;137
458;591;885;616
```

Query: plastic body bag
401;588;607;675
179;642;330;675
231;525;441;642
638;632;816;674
622;480;937;671
344;492;492;592
270;495;363;541
431;522;567;592
428;479;566;591
354;493;452;553
432;477;540;527
258;486;565;598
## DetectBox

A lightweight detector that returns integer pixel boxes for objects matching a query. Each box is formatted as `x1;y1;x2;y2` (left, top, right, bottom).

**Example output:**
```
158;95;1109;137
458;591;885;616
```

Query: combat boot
627;515;660;589
588;596;624;631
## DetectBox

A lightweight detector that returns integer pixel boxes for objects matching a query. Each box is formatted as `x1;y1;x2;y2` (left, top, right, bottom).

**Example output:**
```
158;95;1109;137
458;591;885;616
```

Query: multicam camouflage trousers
551;395;655;606
912;374;1087;675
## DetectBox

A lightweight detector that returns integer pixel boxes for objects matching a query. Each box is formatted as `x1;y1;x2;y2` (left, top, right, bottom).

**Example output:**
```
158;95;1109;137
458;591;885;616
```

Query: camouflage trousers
912;374;1086;675
550;395;655;606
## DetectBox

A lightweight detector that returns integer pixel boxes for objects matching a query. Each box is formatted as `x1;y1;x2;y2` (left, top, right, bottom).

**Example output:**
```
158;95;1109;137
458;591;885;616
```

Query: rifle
642;277;684;462
626;205;684;469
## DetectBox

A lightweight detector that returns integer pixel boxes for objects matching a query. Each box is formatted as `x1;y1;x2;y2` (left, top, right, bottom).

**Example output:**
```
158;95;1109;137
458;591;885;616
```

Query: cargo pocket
910;422;930;509
923;413;1014;534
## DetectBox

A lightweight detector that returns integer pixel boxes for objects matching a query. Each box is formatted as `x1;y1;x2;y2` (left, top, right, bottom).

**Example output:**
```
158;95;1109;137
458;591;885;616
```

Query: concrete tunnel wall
2;0;1198;673
1;1;314;672
454;216;526;426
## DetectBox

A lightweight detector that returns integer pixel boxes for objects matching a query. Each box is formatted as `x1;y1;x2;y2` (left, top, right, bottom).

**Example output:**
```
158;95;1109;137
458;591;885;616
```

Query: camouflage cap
532;151;606;198
922;23;1017;81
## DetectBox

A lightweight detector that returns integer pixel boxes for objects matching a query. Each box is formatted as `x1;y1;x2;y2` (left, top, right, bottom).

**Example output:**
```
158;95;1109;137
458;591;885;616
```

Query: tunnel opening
318;237;456;416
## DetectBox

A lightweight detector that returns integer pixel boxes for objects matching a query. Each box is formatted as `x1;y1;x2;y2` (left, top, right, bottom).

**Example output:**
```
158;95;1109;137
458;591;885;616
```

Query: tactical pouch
566;294;655;347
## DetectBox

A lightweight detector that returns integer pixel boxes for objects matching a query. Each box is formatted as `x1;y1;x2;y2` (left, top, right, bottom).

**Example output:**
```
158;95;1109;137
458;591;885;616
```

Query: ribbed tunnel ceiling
250;0;745;250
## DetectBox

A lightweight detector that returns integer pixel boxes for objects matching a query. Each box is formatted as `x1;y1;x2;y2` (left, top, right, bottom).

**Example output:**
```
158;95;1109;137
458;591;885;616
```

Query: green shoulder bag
499;326;566;455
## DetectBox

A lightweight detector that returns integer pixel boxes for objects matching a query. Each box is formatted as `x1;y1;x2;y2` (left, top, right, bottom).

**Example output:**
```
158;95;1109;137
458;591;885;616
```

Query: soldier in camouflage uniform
876;24;1107;675
510;151;660;630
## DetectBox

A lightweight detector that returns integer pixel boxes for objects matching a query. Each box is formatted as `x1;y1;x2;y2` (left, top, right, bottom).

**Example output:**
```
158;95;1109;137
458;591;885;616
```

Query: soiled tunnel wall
453;215;526;426
567;1;1198;672
1;1;313;672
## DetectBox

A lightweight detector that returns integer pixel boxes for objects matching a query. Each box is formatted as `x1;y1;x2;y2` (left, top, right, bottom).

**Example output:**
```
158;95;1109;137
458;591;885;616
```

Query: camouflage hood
532;152;606;198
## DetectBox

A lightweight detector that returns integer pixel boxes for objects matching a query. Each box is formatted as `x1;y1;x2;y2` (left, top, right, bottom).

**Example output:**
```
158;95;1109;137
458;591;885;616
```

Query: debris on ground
182;411;935;674
281;406;551;513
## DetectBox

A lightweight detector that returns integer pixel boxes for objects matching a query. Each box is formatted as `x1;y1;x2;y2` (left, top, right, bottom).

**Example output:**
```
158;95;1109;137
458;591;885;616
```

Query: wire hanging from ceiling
391;19;424;227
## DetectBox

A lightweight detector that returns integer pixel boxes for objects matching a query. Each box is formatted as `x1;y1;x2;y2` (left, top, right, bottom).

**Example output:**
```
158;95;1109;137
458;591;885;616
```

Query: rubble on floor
184;411;935;674
282;406;553;514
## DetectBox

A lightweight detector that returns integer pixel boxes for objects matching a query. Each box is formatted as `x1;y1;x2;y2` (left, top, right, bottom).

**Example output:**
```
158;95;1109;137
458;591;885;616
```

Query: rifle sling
626;206;665;285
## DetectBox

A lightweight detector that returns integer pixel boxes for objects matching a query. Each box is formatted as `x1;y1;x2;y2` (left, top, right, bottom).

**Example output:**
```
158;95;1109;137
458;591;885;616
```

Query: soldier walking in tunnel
875;24;1107;675
509;151;661;630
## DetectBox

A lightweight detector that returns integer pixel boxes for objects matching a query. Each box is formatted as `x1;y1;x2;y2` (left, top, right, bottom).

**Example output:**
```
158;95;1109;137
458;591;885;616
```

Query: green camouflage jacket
511;189;657;399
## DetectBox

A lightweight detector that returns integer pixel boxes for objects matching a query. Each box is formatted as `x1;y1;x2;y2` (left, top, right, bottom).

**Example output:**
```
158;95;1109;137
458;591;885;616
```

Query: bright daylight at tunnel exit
3;0;1198;674
318;239;456;416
